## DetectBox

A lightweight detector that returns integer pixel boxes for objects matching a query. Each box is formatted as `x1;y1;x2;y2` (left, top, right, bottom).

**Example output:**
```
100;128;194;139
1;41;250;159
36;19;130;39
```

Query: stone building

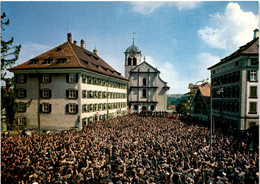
208;29;259;131
124;39;169;113
9;33;128;131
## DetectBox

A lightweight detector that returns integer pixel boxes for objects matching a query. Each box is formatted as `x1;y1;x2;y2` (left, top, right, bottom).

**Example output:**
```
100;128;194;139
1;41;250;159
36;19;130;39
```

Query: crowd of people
1;114;259;184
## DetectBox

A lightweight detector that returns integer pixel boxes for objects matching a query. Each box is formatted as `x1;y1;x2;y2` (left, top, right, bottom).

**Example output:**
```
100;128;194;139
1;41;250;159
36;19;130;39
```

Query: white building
9;33;128;131
124;39;169;113
208;29;259;131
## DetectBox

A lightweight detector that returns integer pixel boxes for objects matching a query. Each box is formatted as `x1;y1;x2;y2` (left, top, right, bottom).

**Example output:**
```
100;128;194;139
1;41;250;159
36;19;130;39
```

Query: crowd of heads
1;114;259;184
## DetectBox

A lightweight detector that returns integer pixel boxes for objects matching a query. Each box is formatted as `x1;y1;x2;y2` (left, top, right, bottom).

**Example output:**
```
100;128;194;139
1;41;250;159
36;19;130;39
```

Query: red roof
198;82;211;103
9;40;127;81
169;105;175;110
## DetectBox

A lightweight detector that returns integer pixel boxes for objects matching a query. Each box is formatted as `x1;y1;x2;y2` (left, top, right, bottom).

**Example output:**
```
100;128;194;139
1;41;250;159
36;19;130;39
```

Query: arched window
151;105;155;111
143;78;146;86
134;105;138;110
142;89;146;98
133;57;137;65
128;57;131;65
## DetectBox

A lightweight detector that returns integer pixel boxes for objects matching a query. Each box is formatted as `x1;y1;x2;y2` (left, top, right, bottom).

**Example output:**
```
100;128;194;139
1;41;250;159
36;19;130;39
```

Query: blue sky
2;1;259;94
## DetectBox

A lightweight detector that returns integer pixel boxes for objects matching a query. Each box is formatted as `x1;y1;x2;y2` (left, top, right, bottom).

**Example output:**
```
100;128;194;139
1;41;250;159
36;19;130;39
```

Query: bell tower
124;33;142;79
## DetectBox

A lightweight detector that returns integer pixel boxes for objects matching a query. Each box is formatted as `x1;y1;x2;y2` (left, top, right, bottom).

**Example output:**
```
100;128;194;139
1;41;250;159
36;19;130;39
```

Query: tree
176;98;188;115
1;13;21;80
1;12;21;130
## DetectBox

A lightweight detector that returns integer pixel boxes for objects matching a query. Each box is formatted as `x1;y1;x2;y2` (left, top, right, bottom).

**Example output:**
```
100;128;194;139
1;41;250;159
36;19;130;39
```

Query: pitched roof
197;82;211;103
208;37;259;70
9;40;127;81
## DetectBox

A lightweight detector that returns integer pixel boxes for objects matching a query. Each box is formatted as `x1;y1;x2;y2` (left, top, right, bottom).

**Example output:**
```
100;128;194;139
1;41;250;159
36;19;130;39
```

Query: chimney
67;33;72;43
253;28;259;39
74;40;77;45
81;39;85;48
93;47;98;55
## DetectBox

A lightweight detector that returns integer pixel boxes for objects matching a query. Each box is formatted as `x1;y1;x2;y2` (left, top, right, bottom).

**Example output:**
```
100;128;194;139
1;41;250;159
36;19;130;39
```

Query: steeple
133;32;136;45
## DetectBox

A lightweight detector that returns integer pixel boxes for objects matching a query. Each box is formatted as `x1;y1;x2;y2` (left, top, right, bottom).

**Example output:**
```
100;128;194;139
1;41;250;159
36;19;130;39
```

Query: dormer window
57;58;67;64
56;47;61;52
43;59;52;64
30;59;39;64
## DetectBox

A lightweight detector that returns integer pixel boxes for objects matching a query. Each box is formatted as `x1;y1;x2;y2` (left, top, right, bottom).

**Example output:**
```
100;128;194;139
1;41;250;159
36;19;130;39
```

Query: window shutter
24;75;27;83
49;74;52;83
82;105;84;113
66;74;69;83
75;90;78;99
40;74;43;83
49;89;52;98
39;104;42;113
14;74;18;83
75;105;78;113
66;104;68;113
39;89;43;98
76;74;79;82
49;104;52;113
24;89;27;98
248;70;251;81
66;90;69;98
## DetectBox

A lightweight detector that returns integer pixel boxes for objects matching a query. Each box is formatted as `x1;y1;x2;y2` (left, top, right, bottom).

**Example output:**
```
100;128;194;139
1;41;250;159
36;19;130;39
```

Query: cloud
198;2;259;50
145;56;189;94
130;1;201;14
191;52;220;81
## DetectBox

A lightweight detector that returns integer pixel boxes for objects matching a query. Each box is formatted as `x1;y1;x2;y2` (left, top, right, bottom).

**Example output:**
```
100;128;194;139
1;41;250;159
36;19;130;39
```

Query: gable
131;61;158;73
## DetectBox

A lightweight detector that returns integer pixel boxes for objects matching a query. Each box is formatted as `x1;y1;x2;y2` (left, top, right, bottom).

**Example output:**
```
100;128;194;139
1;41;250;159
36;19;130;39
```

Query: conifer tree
1;12;21;130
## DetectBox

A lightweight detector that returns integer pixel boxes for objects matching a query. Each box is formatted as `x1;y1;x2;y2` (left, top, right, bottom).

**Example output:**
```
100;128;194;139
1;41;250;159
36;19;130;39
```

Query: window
17;88;26;98
151;105;155;111
82;104;87;113
17;102;26;112
40;103;52;113
41;88;52;99
66;104;78;114
43;59;52;64
57;58;67;64
250;86;257;98
250;58;258;66
82;75;86;83
249;102;257;114
142;89;146;98
16;74;26;84
143;78;146;86
134;105;138;110
133;58;137;65
42;74;51;83
17;117;26;126
30;59;39;64
249;70;257;81
128;57;131;65
66;89;78;99
68;74;77;83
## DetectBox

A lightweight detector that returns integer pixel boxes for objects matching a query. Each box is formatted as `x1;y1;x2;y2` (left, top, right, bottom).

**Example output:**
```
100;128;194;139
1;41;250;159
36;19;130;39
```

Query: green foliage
1;12;21;81
176;98;188;115
1;13;21;128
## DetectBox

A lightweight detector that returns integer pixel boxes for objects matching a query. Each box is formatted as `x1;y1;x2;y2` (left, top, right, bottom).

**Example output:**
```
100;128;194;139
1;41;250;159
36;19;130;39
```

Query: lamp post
210;80;223;151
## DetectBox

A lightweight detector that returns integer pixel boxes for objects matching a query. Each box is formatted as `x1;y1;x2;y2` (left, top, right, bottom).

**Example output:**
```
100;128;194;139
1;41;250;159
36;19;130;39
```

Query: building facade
124;40;169;113
191;82;211;121
185;83;201;115
9;33;128;131
208;30;259;131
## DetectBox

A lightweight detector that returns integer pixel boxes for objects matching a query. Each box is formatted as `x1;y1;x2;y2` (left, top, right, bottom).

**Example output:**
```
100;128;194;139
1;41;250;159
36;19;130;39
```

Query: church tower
124;35;142;79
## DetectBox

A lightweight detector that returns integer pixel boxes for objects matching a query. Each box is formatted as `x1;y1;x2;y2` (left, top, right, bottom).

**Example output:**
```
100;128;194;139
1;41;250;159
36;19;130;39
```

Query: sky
1;1;259;94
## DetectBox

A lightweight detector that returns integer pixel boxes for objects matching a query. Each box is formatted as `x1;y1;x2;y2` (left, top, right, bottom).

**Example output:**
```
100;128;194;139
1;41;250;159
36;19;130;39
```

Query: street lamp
210;80;223;151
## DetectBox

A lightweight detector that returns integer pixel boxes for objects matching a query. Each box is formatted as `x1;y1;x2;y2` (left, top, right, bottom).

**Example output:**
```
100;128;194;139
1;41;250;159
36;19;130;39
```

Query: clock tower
124;35;142;79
